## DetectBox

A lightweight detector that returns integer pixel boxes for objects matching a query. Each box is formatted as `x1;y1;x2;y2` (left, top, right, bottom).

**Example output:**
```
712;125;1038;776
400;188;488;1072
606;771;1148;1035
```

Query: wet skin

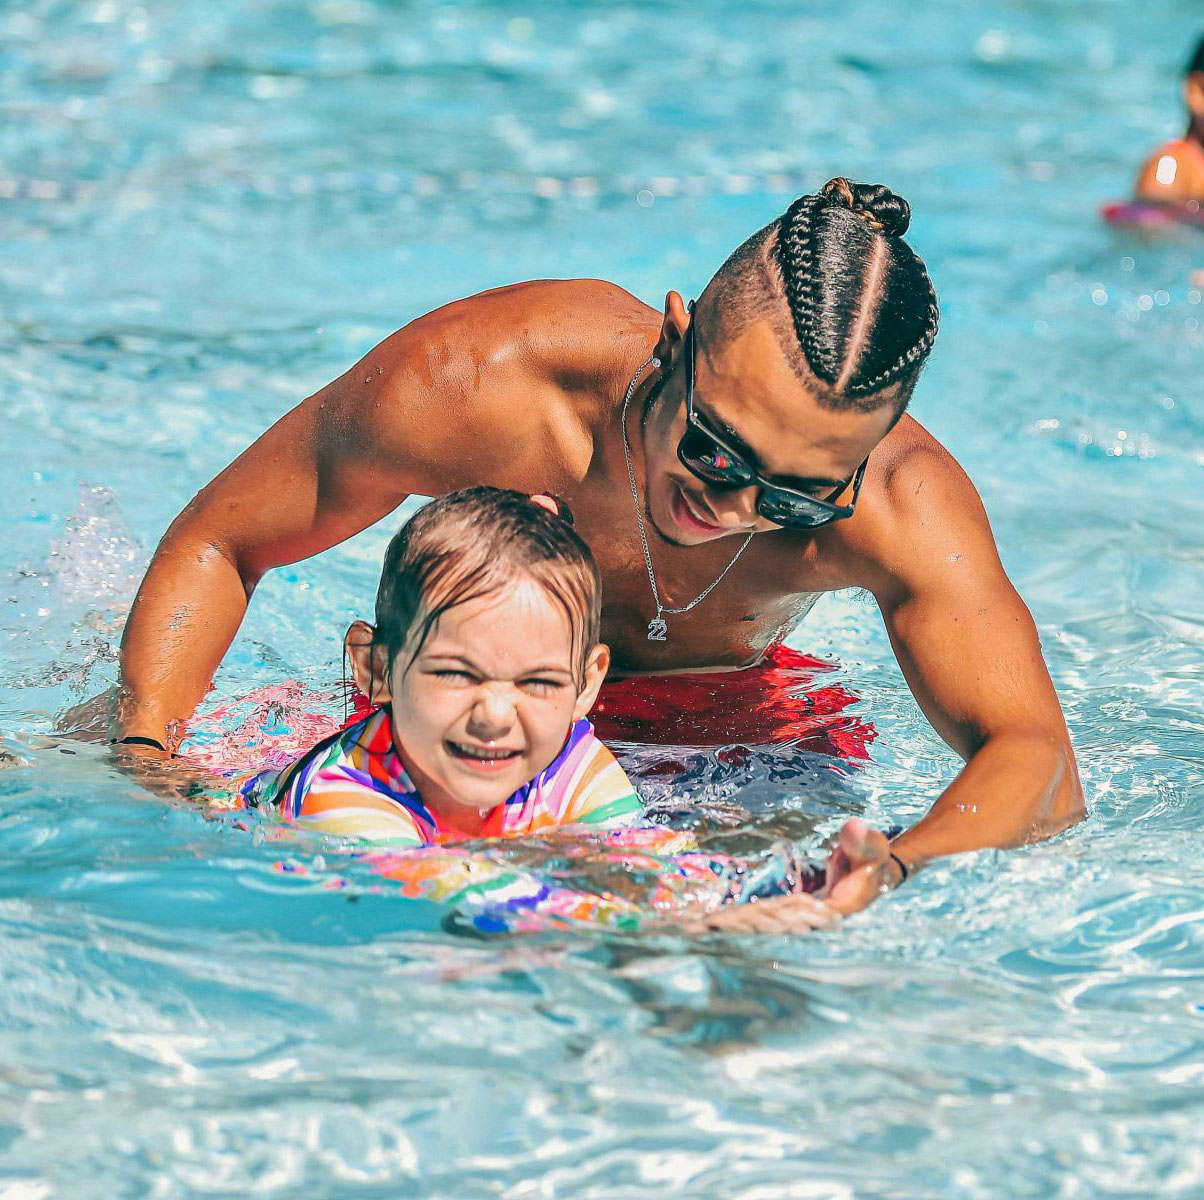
118;277;1084;919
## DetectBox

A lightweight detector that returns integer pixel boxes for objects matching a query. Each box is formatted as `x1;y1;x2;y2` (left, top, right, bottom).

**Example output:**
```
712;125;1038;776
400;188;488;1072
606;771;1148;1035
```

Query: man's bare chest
568;482;829;673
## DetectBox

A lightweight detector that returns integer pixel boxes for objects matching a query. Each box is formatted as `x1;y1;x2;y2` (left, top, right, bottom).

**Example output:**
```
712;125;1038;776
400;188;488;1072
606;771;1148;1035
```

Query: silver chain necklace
620;354;754;642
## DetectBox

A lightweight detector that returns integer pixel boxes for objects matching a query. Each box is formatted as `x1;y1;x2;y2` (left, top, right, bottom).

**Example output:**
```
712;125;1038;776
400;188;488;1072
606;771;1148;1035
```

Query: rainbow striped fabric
240;707;642;847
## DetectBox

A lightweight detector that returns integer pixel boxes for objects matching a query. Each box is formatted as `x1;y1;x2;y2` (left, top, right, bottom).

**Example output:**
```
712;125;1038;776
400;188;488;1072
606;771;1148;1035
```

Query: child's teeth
457;743;511;760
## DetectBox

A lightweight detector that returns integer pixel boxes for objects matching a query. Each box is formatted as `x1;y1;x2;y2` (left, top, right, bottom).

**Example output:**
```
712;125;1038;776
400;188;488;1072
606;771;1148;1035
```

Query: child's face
352;581;607;832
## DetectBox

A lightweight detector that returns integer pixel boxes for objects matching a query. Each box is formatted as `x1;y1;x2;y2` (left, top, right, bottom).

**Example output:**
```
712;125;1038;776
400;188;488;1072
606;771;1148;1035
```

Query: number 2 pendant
647;617;668;641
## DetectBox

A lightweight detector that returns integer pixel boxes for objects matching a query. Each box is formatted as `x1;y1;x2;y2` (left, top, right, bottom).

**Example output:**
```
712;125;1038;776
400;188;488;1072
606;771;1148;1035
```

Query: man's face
641;316;898;547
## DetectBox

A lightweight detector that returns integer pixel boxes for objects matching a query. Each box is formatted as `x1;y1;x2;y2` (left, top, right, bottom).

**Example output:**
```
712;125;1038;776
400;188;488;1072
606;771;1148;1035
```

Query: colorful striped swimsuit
240;707;642;847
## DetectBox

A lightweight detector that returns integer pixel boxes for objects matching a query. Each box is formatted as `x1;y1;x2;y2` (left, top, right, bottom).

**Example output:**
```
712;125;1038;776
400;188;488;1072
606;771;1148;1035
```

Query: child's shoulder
527;718;642;829
242;708;432;842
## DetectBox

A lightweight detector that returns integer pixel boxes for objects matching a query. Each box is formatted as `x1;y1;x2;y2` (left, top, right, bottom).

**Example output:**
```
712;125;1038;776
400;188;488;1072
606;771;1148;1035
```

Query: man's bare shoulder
316;280;657;489
871;414;968;503
840;414;998;593
380;277;651;357
366;279;654;395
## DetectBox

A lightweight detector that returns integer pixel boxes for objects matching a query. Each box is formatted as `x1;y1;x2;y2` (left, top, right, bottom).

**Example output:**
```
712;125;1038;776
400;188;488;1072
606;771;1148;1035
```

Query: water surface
3;1;1204;1195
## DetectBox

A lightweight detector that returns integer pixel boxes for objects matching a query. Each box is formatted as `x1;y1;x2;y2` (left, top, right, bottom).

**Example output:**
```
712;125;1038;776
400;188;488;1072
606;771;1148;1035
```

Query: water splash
4;483;145;704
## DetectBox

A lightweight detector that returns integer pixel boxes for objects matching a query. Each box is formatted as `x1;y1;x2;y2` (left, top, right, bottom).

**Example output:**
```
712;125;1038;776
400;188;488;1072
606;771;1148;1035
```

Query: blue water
4;1;1204;1194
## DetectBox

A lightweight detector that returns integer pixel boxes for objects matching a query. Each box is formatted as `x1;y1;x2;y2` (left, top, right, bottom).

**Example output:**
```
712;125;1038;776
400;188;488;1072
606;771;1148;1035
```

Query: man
116;178;1083;928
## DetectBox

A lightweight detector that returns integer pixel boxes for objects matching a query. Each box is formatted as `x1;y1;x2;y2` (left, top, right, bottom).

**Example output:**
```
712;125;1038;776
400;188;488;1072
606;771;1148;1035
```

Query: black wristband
888;852;910;885
114;735;168;753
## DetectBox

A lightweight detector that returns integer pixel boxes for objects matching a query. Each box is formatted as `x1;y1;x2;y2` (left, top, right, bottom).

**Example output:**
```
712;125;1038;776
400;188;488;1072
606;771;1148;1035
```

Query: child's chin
445;765;526;806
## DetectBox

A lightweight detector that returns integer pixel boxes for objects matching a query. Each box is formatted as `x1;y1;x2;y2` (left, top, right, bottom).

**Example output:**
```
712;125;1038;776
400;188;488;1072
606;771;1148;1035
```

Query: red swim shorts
589;644;874;759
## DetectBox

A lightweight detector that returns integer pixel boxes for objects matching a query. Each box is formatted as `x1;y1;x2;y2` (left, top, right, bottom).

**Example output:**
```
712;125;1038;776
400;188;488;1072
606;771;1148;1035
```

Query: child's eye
433;670;475;684
521;678;565;695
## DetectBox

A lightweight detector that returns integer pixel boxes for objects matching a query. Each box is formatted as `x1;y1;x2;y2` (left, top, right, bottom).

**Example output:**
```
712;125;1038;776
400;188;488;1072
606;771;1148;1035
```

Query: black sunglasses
676;302;868;530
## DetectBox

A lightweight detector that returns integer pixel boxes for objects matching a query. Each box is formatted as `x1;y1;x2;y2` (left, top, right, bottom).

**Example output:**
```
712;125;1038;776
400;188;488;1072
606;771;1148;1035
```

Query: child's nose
466;685;516;738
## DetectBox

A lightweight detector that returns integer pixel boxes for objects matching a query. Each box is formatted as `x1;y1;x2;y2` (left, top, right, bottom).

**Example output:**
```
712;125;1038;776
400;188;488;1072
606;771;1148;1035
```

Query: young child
240;487;643;845
235;486;845;935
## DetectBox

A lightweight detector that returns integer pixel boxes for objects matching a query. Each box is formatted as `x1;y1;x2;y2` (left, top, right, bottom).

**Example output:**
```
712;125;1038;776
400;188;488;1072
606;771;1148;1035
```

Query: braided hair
776;178;939;402
701;177;939;413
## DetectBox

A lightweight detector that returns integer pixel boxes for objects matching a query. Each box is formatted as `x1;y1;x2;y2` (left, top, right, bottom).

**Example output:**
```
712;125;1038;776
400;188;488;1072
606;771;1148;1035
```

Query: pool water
3;1;1204;1194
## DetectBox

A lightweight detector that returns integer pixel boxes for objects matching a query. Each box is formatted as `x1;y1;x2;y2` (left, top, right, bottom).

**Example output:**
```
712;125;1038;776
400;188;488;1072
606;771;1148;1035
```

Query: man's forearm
116;535;254;744
889;730;1084;870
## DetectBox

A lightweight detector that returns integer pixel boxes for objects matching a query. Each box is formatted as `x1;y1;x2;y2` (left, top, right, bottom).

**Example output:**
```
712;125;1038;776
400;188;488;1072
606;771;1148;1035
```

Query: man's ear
572;643;610;722
344;621;392;706
652;290;692;368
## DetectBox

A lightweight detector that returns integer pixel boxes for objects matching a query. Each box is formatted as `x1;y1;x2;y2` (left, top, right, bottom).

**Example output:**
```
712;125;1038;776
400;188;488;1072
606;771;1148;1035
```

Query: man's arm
117;373;413;745
116;301;523;747
115;279;631;749
824;435;1084;913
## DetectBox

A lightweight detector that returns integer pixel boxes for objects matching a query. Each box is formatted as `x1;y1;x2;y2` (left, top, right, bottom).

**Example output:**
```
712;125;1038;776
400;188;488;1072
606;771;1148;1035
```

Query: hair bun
820;177;911;237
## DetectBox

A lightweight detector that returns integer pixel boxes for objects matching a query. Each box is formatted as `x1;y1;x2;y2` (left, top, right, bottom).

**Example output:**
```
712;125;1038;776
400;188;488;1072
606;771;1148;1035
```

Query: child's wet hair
371;487;602;682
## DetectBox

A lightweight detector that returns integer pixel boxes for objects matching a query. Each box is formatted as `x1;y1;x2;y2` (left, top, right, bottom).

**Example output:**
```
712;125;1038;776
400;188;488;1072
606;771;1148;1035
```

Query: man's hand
108;740;231;805
680;892;840;935
820;818;902;917
677;819;904;935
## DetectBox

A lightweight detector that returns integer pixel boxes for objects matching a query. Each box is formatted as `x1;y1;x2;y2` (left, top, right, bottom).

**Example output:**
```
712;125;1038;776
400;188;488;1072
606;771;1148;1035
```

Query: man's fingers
837;817;872;861
822;819;886;900
691;894;841;934
826;845;850;875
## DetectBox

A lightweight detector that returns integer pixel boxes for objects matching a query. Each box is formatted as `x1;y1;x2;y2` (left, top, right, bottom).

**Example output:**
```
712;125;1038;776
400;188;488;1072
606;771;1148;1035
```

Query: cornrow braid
1188;34;1204;76
776;192;841;385
851;295;941;396
773;177;939;404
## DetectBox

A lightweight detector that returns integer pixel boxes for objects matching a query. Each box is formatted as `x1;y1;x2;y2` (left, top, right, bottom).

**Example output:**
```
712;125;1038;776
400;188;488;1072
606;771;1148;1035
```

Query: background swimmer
242;488;643;843
1134;35;1204;206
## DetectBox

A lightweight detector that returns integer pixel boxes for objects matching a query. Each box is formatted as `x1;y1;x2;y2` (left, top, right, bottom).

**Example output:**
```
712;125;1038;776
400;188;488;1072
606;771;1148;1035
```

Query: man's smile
670;481;745;540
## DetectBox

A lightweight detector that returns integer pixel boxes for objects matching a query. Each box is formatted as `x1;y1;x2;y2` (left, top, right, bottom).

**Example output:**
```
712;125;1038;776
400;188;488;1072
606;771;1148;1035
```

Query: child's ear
572;643;610;721
344;621;392;705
